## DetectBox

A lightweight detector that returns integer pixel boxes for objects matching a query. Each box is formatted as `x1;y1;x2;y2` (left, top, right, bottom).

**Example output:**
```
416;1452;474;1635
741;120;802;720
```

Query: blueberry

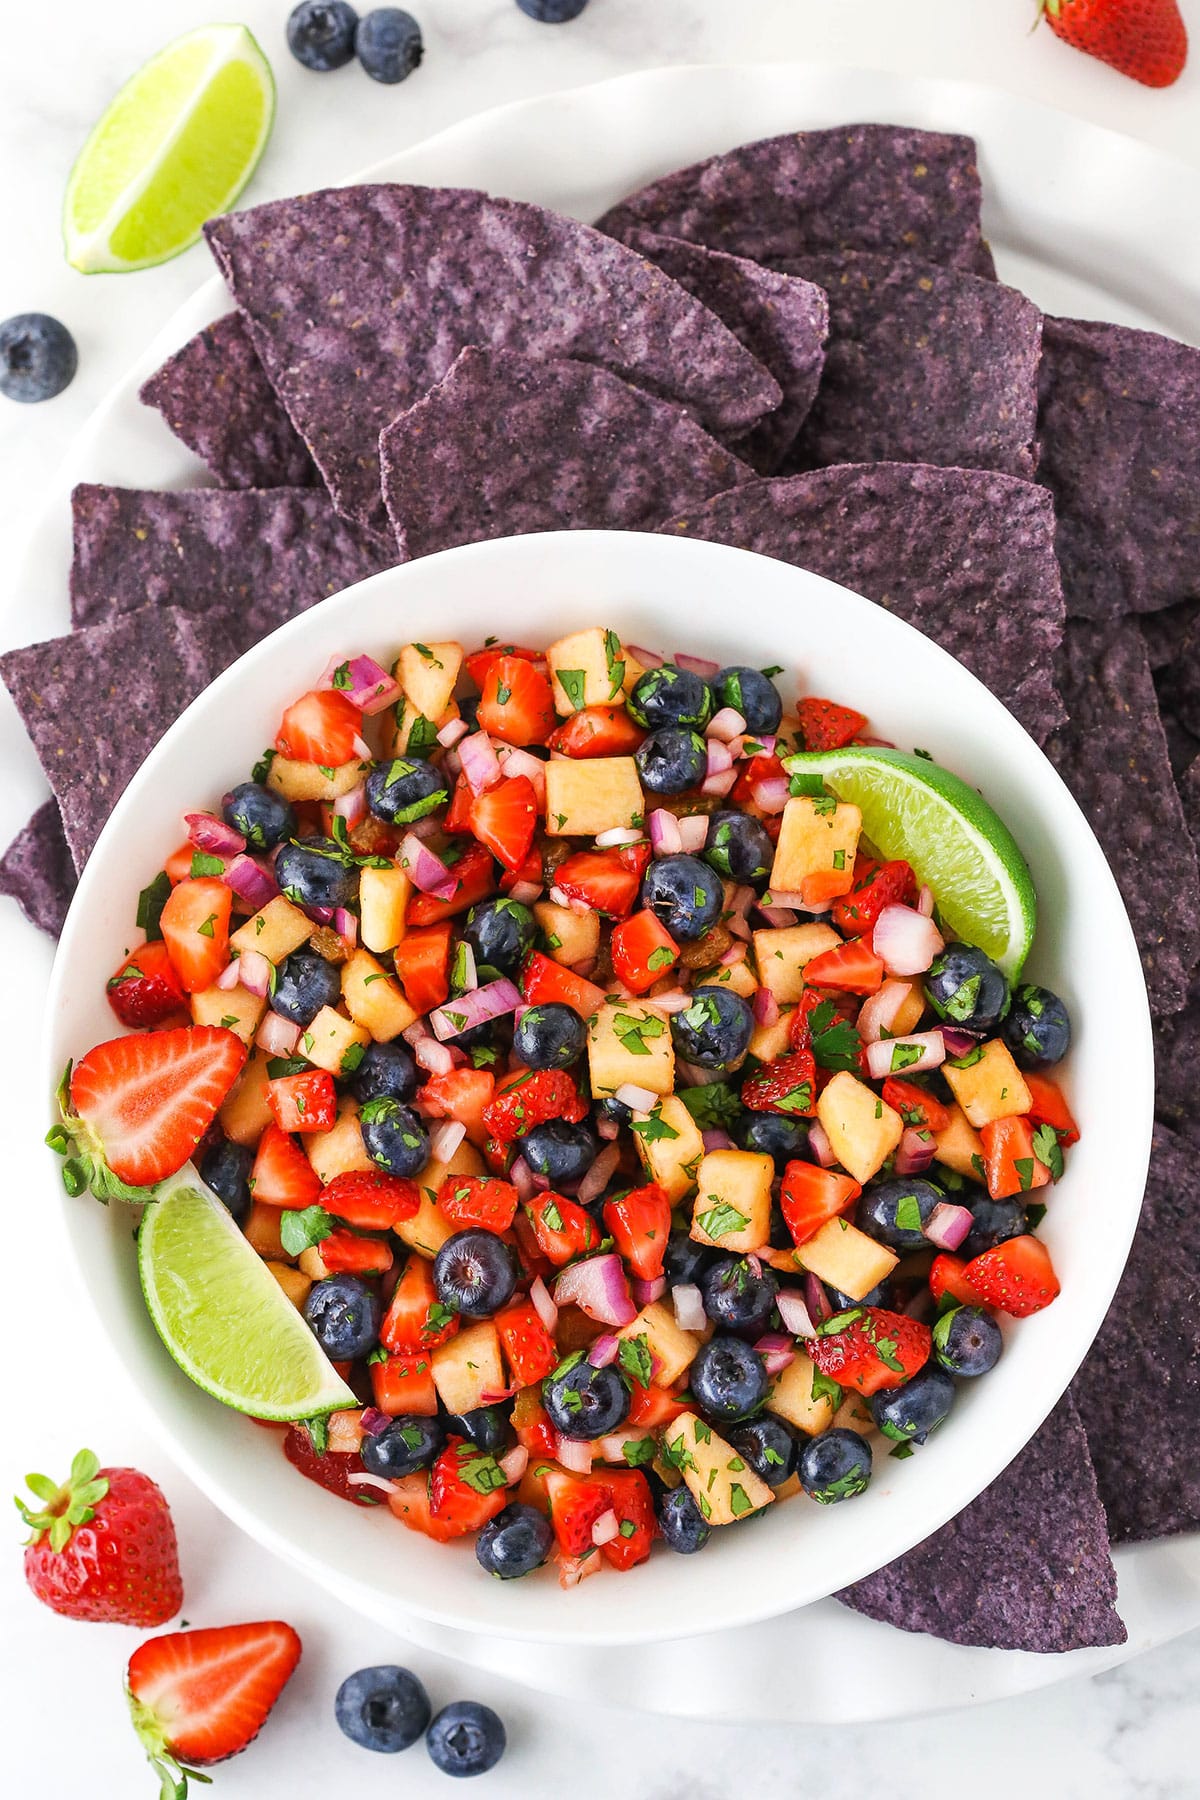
594;1094;632;1131
434;1229;517;1318
870;1365;956;1444
463;897;537;979
829;1281;890;1310
702;1255;778;1337
543;1352;630;1439
640;853;723;942
426;1701;506;1778
275;835;359;910
689;1335;768;1423
730;1415;798;1488
270;950;342;1027
475;1502;554;1579
335;1663;430;1753
199;1135;253;1223
513;1001;586;1071
304;1274;381;1358
656;1482;711;1553
366;756;447;825
352;1039;419;1105
1001;983;1072;1070
798;1427;873;1503
662;1228;714;1288
712;666;782;736
933;1304;1003;1377
443;1404;510;1454
703;810;773;884
924;943;1010;1032
518;1119;597;1190
361;1414;444;1478
962;1191;1028;1260
734;1111;808;1166
635;726;707;795
355;6;423;81
517;0;590;21
360;1096;429;1178
857;1177;943;1252
627;664;713;732
670;986;754;1071
222;781;296;850
0;313;77;403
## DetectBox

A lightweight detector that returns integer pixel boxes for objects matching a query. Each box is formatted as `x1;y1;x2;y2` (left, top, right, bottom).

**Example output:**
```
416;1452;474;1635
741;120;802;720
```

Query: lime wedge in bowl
64;24;274;273
784;747;1037;979
138;1167;355;1420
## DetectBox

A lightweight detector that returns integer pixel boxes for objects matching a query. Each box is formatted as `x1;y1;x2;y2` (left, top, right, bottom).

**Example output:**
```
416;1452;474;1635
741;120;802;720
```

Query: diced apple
341;948;418;1041
816;1070;903;1184
630;1095;704;1202
359;865;412;954
532;899;601;966
300;1005;371;1078
794;1216;899;1299
617;1301;700;1388
588;1001;674;1098
766;1350;838;1436
620;642;649;697
544;757;643;836
431;1320;504;1415
546;626;625;715
264;1261;312;1310
267;755;367;803
305;1099;374;1183
230;895;313;963
770;796;861;901
397;1140;485;1258
219;1048;274;1147
753;922;841;1003
831;1390;876;1438
244;1201;288;1261
397;640;463;723
664;1410;774;1526
748;1005;795;1063
943;1039;1033;1128
933;1101;985;1180
189;981;265;1045
689;1149;773;1253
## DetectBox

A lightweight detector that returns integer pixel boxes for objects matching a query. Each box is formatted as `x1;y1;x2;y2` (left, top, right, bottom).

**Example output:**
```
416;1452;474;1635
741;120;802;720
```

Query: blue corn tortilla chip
0;801;77;936
657;463;1065;743
597;124;993;275
776;251;1040;479
1037;317;1200;620
69;484;394;645
139;312;318;490
205;186;781;532
1071;1122;1200;1544
380;348;753;559
1044;618;1200;1018
622;229;828;472
837;1393;1125;1652
1;606;242;868
1139;601;1200;776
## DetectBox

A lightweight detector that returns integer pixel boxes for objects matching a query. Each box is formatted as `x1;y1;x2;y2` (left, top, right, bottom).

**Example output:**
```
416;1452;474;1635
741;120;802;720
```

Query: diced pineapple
301;1006;371;1078
532;899;600;966
431;1320;504;1415
546;626;625;715
665;1411;774;1526
398;1140;485;1258
694;959;758;1000
630;1095;704;1202
359;865;411;954
766;1350;838;1436
774;1472;804;1501
748;1005;795;1063
267;755;367;803
544;757;643;837
219;1048;274;1147
617;1301;700;1388
620;642;649;697
753;922;841;1003
264;1261;312;1310
689;1149;773;1253
588;1001;674;1097
817;1070;903;1184
770;796;861;901
189;981;265;1045
244;1201;288;1260
831;1390;877;1439
397;641;463;723
341;948;418;1041
381;696;440;760
933;1101;985;1180
943;1039;1033;1128
886;980;928;1036
776;714;805;756
305;1099;374;1183
794;1216;899;1299
230;895;313;963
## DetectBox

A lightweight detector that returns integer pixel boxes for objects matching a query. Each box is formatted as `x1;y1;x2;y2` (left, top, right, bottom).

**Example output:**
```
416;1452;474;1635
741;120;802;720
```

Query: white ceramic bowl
45;529;1152;1646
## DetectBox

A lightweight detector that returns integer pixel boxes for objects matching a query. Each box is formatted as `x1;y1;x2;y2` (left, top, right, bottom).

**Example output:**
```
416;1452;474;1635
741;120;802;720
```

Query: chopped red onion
614;1081;658;1113
746;1253;763;1278
237;947;272;996
499;746;547;808
754;1333;796;1376
556;1436;593;1475
677;814;709;854
858;979;910;1044
705;738;734;777
758;904;798;927
406;814;443;843
917;884;935;918
319;653;400;715
702;1128;734;1152
706;706;747;742
529;1273;557;1332
674;651;720;679
576;1140;622;1206
646;988;691;1014
596;1114;619;1141
507;879;544;906
804;1273;834;1324
924;1201;974;1251
480;1385;520;1405
894;1125;938;1176
865;1030;946;1080
402;1020;431;1047
808;1121;836;1167
458;730;502;796
873;903;945;976
400;834;458;899
414;1037;454;1077
588;1333;620;1369
443;747;463;779
187;812;245;858
332;783;368;828
677;1059;725;1087
767;889;808;909
428;1118;466;1164
360;1407;392;1437
719;942;747;967
437;716;469;749
214;959;241;992
222;854;279;911
597;1431;649;1464
256;1012;300;1056
750;774;790;814
672;1282;706;1332
648;808;683;857
346;1471;400;1496
591;1508;620;1547
303;903;335;926
553;1252;636;1326
700;767;737;799
351;733;372;761
498;1445;529;1486
632;1275;667;1306
734;733;777;760
753;986;780;1027
456;941;478;991
776;1290;816;1337
548;884;592;916
333;908;358;946
429;978;522;1041
627;644;664;669
941;1026;983;1059
596;826;643;848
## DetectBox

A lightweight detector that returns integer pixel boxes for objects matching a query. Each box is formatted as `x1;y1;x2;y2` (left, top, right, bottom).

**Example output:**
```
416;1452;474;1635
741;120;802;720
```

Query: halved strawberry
740;1047;817;1117
519;950;607;1019
429;1439;508;1535
406;842;496;926
964;1235;1060;1317
806;1306;931;1395
547;704;645;758
779;1160;861;1247
881;1077;950;1133
495;1298;558;1386
465;643;539;691
610;910;679;995
1024;1072;1081;1146
469;775;537;874
511;1386;558;1457
275;688;362;764
483;1068;588;1143
418;1067;495;1146
393;921;453;1012
250;1122;322;1210
370;1349;438;1416
159;877;232;994
596;1468;656;1571
438;1172;520;1233
832;856;917;937
552;849;642;918
386;1470;462;1542
125;1619;301;1791
477;655;557;746
321;1168;420;1229
266;1069;337;1135
802;939;884;994
544;1468;611;1557
106;941;188;1028
381;1254;460;1353
603;1182;671;1280
980;1116;1054;1201
53;1026;246;1201
929;1253;982;1308
522;1191;601;1266
314;1228;394;1276
798;696;867;751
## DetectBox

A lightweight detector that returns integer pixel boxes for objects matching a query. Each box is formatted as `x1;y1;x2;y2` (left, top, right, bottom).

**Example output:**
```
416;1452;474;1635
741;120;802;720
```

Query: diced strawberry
1024;1072;1080;1146
802;939;885;994
881;1077;950;1132
520;950;607;1019
511;1209;554;1281
740;1047;817;1117
406;843;496;926
929;1253;982;1308
429;1439;508;1536
159;877;232;993
603;1182;671;1280
393;921;453;1012
495;1298;558;1386
370;1350;438;1416
964;1235;1060;1317
321;1168;420;1229
731;752;786;810
596;1468;656;1571
477;655;557;747
267;1069;337;1135
465;643;539;691
164;841;198;885
806;1306;931;1395
125;1620;302;1775
552;849;641;919
444;774;475;835
386;1471;461;1542
615;840;651;882
626;1381;688;1427
106;940;188;1028
283;1427;372;1504
316;1228;394;1276
275;688;363;764
610;910;679;994
789;986;860;1050
980;1116;1053;1201
522;1191;601;1266
469;775;538;874
548;705;645;758
832;857;917;937
500;847;544;894
418;1067;496;1147
511;1386;558;1457
483;1069;587;1143
798;696;868;751
544;1469;611;1557
381;1254;460;1353
482;1136;514;1176
250;1122;322;1209
779;1160;861;1246
438;1173;519;1232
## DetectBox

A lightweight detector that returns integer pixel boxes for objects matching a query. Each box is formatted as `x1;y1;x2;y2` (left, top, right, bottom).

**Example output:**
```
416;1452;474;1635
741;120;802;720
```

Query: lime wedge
783;747;1037;979
138;1167;355;1420
63;24;275;273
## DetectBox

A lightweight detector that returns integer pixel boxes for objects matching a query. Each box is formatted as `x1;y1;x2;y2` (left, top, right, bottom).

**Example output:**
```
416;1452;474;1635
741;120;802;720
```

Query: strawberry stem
46;1060;162;1206
15;1448;110;1551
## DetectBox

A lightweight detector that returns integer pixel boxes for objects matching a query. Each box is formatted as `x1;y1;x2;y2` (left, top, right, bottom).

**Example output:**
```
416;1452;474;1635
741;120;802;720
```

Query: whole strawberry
1039;0;1187;89
17;1447;182;1625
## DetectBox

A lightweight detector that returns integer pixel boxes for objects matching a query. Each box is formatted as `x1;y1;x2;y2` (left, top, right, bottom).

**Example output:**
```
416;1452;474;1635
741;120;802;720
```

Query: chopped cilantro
556;668;587;711
135;871;171;940
695;1199;749;1240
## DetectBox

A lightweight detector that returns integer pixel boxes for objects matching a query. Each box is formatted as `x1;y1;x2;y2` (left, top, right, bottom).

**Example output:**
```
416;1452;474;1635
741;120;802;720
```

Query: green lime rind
783;747;1037;980
137;1167;356;1421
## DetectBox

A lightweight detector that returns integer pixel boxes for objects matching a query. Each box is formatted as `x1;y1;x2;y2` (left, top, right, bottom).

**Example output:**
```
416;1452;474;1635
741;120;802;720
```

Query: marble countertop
2;3;1198;1795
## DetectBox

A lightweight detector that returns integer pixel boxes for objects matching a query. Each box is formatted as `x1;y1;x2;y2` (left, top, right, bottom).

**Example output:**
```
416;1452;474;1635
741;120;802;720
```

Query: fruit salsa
52;627;1077;1586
